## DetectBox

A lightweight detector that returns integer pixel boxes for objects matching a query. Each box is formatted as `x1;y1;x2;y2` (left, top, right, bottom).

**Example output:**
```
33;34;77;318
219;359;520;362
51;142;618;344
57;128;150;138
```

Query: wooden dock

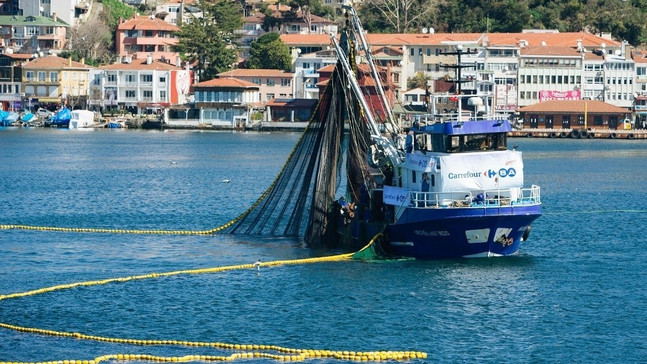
509;128;647;139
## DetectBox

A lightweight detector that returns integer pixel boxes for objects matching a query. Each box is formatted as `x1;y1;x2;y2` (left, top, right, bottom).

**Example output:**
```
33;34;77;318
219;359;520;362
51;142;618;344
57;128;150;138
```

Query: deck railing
409;185;541;208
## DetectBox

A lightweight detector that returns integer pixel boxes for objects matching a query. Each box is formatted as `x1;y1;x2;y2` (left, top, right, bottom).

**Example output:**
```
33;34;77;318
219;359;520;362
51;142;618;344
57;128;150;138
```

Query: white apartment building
602;50;635;109
293;49;337;99
95;56;191;113
20;0;91;27
517;46;583;108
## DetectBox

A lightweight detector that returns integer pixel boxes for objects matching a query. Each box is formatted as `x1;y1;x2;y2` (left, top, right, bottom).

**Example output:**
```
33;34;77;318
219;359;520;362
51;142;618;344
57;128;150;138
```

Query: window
49;72;57;82
143;90;153;99
126;74;136;83
38;71;46;81
25;26;38;36
141;74;153;83
267;78;275;86
266;93;274;101
126;90;136;98
252;78;261;85
107;74;117;83
159;76;166;83
281;79;291;86
25;71;34;81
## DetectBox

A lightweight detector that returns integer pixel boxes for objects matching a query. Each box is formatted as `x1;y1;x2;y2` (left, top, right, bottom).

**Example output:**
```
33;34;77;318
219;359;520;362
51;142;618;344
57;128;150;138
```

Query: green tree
173;0;243;81
407;72;431;90
100;0;136;29
246;32;292;71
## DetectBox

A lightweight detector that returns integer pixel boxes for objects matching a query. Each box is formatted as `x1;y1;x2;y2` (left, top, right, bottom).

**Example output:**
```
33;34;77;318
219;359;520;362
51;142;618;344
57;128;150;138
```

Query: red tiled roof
118;15;179;31
632;49;647;63
518;100;630;114
100;59;183;71
193;77;259;88
520;46;582;56
367;33;484;46
485;32;621;48
23;55;93;69
280;34;334;46
218;69;294;77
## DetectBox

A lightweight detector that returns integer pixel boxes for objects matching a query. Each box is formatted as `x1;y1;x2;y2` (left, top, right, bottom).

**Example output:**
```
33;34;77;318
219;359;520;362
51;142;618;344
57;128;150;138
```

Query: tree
246;32;292;71
360;0;444;33
173;1;243;81
407;72;431;90
66;17;114;65
100;0;136;29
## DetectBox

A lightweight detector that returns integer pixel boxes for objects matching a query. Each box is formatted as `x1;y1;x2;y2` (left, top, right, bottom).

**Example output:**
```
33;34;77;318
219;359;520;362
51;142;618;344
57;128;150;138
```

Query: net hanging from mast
221;45;376;249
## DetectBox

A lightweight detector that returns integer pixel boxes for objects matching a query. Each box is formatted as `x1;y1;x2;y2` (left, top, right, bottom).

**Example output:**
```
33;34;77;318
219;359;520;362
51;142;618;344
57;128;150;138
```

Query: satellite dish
541;41;546;46
422;27;428;34
429;28;435;34
601;42;606;48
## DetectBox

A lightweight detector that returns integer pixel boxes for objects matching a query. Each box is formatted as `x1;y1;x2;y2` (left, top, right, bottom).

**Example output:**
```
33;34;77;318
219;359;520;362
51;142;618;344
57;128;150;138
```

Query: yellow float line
0;85;331;238
0;235;426;363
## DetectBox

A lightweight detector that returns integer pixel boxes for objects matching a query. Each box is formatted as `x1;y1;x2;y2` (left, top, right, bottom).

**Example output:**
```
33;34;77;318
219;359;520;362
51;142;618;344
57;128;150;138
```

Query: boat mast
330;35;401;166
343;5;400;134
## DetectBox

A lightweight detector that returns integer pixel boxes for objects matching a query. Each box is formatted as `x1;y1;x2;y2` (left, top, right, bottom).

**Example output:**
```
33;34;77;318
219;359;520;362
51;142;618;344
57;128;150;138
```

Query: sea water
0;128;646;363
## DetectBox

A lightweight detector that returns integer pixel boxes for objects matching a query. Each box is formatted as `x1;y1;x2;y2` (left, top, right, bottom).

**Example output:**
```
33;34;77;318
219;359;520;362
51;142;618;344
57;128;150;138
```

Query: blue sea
1;128;646;363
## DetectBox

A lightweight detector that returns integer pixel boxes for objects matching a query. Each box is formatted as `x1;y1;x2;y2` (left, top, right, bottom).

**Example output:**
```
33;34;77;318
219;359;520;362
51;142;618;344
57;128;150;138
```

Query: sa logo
487;168;516;178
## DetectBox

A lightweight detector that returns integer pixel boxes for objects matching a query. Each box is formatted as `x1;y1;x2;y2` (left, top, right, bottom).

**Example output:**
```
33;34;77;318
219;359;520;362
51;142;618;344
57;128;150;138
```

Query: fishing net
222;57;376;249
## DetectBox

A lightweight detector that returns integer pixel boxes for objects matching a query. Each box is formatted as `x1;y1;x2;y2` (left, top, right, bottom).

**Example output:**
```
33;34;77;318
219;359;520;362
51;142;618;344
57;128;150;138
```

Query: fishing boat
328;8;541;258
225;7;541;259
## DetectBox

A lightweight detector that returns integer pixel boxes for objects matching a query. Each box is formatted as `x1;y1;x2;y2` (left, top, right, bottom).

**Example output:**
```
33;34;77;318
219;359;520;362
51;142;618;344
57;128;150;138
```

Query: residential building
217;69;295;102
116;15;179;62
632;49;647;127
317;62;395;122
0;51;32;110
154;0;201;25
20;0;92;27
190;77;261;128
0;0;19;15
96;56;192;113
22;55;93;108
0;14;69;54
293;49;337;99
238;5;336;58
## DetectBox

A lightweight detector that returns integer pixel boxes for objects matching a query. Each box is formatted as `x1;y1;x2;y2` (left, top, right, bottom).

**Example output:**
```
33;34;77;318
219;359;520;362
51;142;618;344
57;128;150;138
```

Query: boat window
411;170;416;183
445;133;507;152
448;136;461;152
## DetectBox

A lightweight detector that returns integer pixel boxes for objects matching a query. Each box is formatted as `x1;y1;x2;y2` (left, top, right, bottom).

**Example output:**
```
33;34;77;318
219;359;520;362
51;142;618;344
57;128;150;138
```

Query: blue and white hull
385;204;541;258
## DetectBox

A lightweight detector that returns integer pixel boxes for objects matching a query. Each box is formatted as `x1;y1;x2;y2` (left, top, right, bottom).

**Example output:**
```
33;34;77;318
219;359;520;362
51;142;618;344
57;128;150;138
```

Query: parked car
36;108;53;118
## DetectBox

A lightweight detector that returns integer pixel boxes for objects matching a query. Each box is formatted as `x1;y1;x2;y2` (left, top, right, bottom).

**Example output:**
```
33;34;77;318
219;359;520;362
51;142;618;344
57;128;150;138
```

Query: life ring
587;132;595;139
521;226;532;242
580;130;588;138
570;130;581;138
628;133;635;140
560;132;568;138
550;132;557;138
610;132;617;139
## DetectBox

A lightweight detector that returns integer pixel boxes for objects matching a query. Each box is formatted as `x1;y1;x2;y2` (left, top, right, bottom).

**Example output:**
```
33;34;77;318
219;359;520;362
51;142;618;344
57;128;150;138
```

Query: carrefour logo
448;168;517;179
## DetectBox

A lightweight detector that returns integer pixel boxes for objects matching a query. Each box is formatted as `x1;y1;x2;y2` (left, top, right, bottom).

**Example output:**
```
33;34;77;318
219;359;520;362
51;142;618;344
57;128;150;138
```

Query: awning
36;97;61;103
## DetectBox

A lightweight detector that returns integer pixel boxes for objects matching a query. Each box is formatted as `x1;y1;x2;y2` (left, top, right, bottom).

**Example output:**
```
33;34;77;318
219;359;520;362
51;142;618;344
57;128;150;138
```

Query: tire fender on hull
521;226;532;242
